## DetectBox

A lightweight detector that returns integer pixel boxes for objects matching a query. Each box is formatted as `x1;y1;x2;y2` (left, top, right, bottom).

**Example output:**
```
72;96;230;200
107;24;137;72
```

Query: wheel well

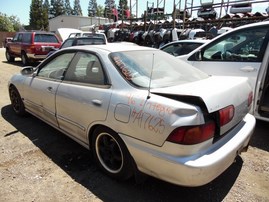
9;84;17;92
8;84;19;97
88;124;108;149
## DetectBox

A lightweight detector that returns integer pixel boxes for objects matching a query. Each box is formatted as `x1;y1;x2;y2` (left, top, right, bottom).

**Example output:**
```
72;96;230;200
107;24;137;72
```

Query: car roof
65;43;154;53
66;36;105;40
19;31;55;35
170;39;206;43
162;39;209;46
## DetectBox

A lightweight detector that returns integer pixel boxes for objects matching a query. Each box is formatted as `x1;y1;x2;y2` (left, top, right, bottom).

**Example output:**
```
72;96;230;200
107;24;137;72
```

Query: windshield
110;50;209;88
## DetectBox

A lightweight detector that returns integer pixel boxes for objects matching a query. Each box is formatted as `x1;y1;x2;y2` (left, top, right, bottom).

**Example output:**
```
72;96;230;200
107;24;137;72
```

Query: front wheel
9;86;26;116
91;126;134;180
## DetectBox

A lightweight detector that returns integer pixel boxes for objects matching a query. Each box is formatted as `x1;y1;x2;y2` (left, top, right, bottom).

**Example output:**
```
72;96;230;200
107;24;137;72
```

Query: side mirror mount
21;66;35;75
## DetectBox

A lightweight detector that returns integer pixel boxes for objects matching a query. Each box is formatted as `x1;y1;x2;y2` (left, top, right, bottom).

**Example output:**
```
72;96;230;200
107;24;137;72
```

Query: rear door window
34;34;59;43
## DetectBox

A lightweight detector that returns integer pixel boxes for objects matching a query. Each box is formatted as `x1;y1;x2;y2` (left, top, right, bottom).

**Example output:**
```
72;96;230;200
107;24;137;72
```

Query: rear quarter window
34;34;59;43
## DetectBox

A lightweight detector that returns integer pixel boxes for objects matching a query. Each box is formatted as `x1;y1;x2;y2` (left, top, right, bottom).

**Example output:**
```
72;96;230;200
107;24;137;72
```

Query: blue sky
0;0;268;25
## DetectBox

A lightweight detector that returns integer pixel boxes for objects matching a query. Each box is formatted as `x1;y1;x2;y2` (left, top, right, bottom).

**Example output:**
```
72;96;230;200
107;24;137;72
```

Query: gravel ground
0;48;269;202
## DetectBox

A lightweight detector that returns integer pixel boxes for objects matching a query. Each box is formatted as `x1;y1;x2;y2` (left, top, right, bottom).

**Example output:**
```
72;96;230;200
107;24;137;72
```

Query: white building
49;15;110;32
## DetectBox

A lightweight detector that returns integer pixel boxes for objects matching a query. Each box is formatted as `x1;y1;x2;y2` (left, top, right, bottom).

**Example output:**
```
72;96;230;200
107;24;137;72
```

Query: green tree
72;0;82;16
0;12;15;32
50;0;65;18
118;0;129;19
96;5;104;17
42;0;50;30
88;0;97;17
9;15;21;31
65;0;73;15
29;0;44;30
104;0;115;19
43;0;50;11
49;0;56;18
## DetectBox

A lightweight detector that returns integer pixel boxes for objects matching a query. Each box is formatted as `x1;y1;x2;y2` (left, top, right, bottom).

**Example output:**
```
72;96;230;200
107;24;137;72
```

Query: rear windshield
34;34;59;43
76;38;106;45
110;50;209;88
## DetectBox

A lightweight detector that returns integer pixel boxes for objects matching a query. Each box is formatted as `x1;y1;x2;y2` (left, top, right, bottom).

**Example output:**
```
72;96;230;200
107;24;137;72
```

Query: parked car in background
178;21;269;122
56;28;108;43
68;32;108;44
160;39;209;56
5;31;61;66
47;36;107;56
8;43;255;187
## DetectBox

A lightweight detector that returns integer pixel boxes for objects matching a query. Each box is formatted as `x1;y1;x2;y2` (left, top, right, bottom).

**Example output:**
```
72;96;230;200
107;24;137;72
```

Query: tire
91;126;134;180
21;52;29;66
5;49;15;62
9;86;26;116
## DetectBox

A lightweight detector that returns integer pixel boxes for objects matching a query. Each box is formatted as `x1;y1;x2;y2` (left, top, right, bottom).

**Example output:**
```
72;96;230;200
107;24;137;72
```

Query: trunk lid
151;76;252;135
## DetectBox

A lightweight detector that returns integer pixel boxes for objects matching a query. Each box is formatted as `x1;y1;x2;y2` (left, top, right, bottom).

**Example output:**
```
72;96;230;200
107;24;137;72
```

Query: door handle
47;86;53;92
92;99;102;106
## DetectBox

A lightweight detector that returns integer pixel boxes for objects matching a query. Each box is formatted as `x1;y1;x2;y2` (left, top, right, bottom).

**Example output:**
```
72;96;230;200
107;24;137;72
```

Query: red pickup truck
5;31;61;66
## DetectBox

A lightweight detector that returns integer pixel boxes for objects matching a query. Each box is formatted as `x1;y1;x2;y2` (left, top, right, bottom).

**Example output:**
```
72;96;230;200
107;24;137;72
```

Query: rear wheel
21;52;29;66
5;49;15;62
9;86;26;116
91;126;134;180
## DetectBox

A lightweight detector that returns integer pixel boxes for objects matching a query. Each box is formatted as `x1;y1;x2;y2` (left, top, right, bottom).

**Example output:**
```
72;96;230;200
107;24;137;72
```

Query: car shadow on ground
249;120;269;152
1;104;243;202
2;60;40;67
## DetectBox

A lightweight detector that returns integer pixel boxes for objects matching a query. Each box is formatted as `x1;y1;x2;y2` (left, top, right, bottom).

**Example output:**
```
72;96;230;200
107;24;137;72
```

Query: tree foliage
104;0;115;18
49;0;66;18
29;0;46;30
0;13;15;32
96;5;104;17
65;0;73;15
72;0;82;16
42;0;50;30
88;0;97;17
10;15;22;31
118;0;129;19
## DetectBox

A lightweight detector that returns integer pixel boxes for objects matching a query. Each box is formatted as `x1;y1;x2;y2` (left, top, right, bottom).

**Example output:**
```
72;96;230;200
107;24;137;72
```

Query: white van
178;21;269;121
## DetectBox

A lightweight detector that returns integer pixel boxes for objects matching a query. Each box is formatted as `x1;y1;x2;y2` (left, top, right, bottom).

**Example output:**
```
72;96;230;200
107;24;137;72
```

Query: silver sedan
8;43;255;186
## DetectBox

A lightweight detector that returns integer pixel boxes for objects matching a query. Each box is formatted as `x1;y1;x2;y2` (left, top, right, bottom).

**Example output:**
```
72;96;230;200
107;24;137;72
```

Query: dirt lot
0;48;269;202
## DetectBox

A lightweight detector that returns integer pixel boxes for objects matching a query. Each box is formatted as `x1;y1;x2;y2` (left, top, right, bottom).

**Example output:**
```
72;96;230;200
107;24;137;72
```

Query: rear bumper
122;113;256;186
27;53;47;60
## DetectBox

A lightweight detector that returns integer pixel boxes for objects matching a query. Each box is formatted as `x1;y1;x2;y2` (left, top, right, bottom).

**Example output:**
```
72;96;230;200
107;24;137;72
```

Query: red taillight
248;91;253;107
167;122;215;145
219;105;234;126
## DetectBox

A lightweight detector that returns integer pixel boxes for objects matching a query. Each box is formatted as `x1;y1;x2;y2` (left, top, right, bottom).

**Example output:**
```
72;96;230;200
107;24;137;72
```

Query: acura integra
8;44;255;186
